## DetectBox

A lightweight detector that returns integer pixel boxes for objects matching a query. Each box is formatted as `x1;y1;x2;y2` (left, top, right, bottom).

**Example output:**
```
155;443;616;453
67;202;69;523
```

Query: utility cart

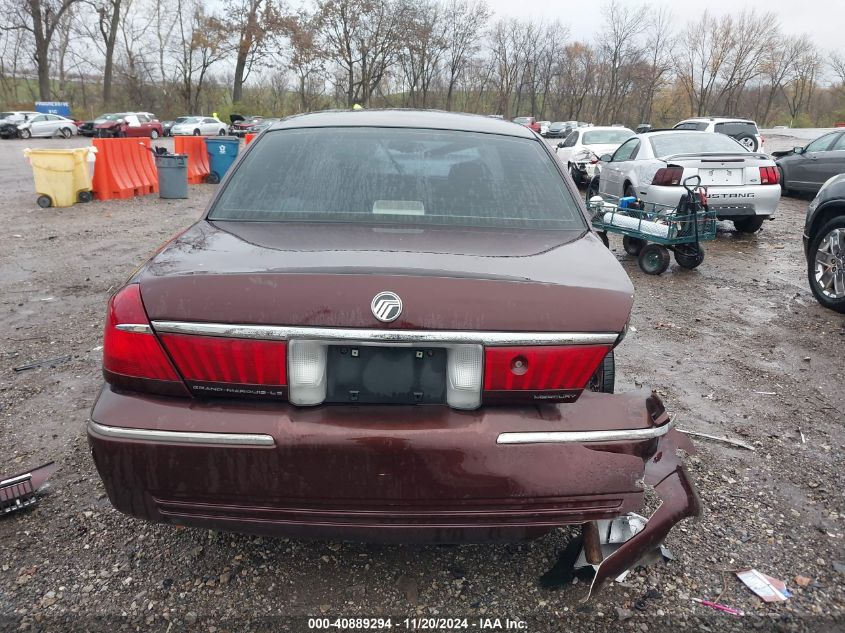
588;175;717;275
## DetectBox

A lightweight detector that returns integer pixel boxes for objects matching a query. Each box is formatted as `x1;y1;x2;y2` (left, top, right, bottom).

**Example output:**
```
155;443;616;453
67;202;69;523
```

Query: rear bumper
644;184;780;217
88;387;699;548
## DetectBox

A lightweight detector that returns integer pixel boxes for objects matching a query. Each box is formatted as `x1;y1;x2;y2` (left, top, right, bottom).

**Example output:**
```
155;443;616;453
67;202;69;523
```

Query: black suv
804;173;845;313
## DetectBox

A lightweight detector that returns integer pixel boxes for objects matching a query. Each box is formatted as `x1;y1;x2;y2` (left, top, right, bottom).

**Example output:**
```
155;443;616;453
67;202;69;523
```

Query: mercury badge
371;291;403;323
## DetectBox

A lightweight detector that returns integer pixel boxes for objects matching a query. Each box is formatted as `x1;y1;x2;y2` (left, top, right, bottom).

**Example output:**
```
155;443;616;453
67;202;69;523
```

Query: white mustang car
589;130;781;233
555;126;634;186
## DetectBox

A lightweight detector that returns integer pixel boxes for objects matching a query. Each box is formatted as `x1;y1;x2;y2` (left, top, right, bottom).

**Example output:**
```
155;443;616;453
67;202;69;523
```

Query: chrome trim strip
496;420;674;445
87;420;275;447
0;473;32;487
115;324;153;334
151;321;618;347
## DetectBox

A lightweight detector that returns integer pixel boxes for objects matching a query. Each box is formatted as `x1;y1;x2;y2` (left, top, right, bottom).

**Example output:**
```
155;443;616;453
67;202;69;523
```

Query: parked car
229;114;263;137
170;116;228;136
546;121;569;138
87;110;699;594
512;116;541;134
590;130;780;233
539;120;551;136
0;111;40;138
673;117;764;152
94;112;163;138
777;130;845;196
162;116;190;137
635;124;652;134
555;126;635;185
244;117;281;135
803;173;845;313
17;113;78;139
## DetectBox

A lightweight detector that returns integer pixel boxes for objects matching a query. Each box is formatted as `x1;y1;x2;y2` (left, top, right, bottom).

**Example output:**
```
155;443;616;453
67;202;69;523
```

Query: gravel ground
0;133;843;633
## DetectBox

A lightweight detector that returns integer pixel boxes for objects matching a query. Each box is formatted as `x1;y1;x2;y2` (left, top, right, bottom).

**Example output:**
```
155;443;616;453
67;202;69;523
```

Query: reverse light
483;345;610;401
102;285;181;383
446;345;483;410
287;340;327;406
651;166;684;186
759;166;779;185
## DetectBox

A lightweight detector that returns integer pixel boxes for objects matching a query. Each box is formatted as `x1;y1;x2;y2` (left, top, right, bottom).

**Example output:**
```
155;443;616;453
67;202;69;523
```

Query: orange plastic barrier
174;136;210;184
92;138;158;201
244;133;256;144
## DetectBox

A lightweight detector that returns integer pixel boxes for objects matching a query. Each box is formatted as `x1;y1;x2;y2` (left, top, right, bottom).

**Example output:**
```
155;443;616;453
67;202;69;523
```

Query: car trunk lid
139;220;632;334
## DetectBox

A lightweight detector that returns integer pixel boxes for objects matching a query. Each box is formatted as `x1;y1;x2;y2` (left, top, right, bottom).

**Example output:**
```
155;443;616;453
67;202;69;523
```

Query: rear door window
830;133;845;151
209;127;585;231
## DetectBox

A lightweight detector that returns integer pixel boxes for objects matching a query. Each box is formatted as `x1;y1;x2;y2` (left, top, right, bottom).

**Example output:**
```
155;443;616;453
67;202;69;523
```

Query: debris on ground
1;461;57;516
692;598;744;616
794;575;812;587
12;354;72;372
736;568;791;602
677;429;756;451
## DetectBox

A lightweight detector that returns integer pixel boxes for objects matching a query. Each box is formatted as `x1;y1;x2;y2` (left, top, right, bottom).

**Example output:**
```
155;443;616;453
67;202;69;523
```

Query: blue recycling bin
204;137;240;184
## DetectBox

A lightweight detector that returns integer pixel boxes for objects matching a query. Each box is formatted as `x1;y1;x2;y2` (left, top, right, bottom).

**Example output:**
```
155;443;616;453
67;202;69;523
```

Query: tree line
2;0;844;127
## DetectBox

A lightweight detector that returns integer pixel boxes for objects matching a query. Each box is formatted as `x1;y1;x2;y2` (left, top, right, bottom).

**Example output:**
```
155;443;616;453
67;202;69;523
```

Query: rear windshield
714;121;758;136
583;129;634;145
209;127;584;230
650;132;744;157
674;122;708;131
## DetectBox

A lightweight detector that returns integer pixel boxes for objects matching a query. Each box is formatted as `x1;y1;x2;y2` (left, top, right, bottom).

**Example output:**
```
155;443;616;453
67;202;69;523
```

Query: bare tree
442;0;489;111
280;9;326;112
2;0;83;99
228;0;280;103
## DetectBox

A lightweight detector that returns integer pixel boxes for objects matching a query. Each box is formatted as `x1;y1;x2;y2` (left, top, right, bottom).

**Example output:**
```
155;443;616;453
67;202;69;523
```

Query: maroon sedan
89;110;699;595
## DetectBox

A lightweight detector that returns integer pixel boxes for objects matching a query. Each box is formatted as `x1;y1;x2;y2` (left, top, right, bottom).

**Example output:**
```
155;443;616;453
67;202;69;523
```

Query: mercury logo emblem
371;291;403;323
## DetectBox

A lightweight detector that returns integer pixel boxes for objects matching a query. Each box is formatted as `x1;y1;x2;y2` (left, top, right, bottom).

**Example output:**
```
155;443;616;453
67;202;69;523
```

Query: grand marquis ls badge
371;291;403;323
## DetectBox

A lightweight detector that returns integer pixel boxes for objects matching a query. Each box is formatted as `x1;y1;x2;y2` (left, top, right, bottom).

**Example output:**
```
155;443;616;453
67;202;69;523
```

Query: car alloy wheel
20;128;31;139
193;129;201;136
811;223;845;306
150;130;159;139
736;134;757;151
60;127;71;138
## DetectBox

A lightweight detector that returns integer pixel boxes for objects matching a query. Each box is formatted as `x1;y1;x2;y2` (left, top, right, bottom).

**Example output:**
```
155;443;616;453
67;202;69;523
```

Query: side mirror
793;146;805;154
599;154;612;162
557;142;564;148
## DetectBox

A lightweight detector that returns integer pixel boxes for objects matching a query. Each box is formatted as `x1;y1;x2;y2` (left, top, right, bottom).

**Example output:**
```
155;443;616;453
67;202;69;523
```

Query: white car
591;130;781;233
555;126;635;185
170;116;228;136
539;120;551;136
673;117;764;153
18;114;78;139
1;111;40;124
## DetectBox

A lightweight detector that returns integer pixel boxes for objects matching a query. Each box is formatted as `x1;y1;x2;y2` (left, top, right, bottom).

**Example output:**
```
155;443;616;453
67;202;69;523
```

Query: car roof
268;109;536;139
641;129;708;137
579;126;635;133
678;117;756;124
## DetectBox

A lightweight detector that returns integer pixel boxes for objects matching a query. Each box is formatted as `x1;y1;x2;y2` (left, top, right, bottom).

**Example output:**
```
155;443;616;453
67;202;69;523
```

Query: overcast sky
482;0;844;53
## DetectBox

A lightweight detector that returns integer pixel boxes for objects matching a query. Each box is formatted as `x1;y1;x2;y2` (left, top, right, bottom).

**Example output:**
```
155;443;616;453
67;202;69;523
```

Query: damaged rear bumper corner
586;428;701;598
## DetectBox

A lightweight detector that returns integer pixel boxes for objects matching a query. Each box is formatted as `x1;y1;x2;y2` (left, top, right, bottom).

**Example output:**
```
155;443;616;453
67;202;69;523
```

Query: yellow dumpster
23;147;97;208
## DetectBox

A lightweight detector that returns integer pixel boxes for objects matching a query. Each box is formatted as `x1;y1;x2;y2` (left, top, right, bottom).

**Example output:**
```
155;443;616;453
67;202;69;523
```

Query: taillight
651;166;684;186
759;166;779;185
483;345;610;403
159;334;286;387
103;285;181;384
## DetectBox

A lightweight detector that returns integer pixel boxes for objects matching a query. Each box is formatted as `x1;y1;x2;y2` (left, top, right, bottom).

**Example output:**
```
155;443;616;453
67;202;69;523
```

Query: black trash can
155;153;188;199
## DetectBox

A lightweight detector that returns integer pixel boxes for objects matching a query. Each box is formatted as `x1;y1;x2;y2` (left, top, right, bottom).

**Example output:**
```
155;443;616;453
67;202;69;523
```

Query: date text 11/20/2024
308;618;528;630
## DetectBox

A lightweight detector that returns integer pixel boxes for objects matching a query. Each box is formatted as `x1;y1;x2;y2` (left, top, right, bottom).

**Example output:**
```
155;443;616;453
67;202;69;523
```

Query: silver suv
673;117;764;153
